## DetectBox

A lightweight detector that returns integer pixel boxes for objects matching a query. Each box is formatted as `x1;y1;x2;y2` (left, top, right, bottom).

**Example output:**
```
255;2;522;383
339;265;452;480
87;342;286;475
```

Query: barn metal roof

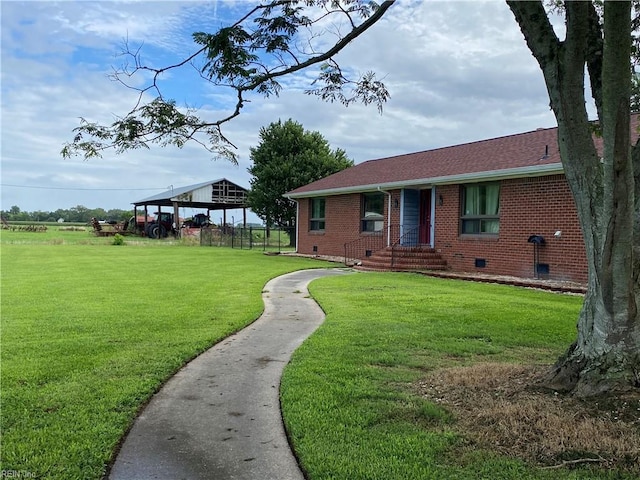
133;178;249;210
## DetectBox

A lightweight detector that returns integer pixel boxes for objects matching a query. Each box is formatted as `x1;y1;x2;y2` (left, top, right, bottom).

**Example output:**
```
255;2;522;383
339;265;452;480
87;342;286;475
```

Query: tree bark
507;0;640;396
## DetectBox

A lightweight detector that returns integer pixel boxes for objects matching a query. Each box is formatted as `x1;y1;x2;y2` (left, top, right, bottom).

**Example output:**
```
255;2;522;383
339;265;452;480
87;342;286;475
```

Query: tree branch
62;0;396;161
507;1;561;112
245;1;395;90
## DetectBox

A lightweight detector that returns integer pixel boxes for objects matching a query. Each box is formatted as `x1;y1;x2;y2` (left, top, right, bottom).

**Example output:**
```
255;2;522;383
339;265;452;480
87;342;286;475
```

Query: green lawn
3;228;632;479
280;273;635;480
0;228;335;479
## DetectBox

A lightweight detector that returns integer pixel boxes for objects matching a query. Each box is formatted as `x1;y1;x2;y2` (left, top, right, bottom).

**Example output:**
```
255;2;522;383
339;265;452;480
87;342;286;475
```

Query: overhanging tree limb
62;0;395;162
245;0;394;87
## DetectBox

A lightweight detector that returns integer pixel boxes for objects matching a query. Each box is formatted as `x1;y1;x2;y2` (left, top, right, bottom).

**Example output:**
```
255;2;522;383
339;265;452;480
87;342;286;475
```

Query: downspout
377;187;392;247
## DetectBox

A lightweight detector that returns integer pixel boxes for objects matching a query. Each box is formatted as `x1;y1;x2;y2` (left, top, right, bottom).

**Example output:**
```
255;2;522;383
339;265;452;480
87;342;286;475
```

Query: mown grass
1;225;152;246
281;272;634;480
0;229;336;479
5;227;632;479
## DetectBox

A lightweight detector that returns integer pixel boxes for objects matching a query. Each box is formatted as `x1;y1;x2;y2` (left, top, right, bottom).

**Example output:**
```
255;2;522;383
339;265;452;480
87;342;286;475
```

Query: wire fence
199;226;295;252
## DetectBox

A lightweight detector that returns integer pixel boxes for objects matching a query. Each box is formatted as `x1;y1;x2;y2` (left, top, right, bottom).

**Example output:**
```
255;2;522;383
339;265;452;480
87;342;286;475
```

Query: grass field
2;227;637;479
0;227;335;479
282;273;639;480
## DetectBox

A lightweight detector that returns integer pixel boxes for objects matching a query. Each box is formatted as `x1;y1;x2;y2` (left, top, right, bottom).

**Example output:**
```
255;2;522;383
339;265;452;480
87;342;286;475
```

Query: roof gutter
287;163;564;199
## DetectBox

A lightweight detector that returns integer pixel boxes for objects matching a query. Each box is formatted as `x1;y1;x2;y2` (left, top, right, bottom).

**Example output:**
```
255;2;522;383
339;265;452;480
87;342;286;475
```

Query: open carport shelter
133;179;249;236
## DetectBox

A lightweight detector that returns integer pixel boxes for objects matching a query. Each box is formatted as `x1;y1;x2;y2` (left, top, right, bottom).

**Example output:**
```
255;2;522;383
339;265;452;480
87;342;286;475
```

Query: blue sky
1;0;565;222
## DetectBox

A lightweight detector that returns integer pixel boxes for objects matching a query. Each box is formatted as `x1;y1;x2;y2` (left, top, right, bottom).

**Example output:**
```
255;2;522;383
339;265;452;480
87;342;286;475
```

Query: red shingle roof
287;117;630;198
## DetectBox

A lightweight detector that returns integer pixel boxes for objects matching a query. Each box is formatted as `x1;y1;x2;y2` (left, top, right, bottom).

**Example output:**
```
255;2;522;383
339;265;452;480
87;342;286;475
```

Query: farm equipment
182;213;212;229
91;212;212;238
126;212;176;239
2;216;48;232
90;217;127;236
90;213;174;238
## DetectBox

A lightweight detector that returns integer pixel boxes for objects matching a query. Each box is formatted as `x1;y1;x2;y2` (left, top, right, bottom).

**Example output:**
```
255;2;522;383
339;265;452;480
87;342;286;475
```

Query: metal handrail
343;225;405;265
343;233;385;266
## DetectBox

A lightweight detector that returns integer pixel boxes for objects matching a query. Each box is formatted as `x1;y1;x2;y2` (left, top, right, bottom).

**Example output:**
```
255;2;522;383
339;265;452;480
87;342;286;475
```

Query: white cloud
2;0;567;220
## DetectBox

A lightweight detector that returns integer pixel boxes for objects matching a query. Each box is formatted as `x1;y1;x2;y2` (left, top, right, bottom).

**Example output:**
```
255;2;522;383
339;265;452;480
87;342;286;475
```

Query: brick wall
296;191;403;258
297;193;364;258
295;175;588;283
435;175;587;283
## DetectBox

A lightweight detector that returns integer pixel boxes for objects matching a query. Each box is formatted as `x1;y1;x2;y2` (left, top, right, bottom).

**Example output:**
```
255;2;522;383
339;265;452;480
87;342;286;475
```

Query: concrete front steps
355;246;448;272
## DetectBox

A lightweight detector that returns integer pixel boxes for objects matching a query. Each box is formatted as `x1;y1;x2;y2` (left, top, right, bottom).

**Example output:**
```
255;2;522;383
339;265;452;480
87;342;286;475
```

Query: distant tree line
1;205;132;224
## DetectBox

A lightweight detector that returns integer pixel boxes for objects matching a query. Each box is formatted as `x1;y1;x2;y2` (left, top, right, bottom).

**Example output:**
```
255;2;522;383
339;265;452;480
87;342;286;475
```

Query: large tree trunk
508;1;640;396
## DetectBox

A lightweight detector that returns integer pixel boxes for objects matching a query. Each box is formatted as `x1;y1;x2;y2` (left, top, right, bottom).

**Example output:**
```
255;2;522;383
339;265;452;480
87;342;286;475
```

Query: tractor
126;212;176;238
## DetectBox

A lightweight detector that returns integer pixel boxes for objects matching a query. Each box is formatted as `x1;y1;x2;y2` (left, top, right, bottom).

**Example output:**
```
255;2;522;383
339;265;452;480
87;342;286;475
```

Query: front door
419;189;431;244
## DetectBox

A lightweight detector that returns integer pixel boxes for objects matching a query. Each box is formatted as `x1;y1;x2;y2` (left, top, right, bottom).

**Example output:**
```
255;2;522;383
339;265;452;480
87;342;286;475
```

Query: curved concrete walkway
109;268;351;480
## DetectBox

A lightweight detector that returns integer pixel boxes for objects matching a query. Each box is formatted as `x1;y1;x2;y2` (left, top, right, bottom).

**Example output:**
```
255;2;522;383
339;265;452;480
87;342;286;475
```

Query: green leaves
63;1;394;161
307;63;390;113
247;119;353;228
60;118;112;160
61;99;239;164
195;27;259;84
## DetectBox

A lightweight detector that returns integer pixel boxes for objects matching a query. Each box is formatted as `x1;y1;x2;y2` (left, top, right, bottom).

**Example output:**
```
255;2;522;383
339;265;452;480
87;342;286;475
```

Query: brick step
355;246;448;272
358;259;448;268
392;259;448;268
357;262;448;272
369;252;445;261
368;255;447;266
371;246;437;254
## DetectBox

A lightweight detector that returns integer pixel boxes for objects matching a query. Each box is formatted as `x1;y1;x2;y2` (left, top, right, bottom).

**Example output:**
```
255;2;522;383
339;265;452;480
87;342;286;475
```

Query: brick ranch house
286;116;638;285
